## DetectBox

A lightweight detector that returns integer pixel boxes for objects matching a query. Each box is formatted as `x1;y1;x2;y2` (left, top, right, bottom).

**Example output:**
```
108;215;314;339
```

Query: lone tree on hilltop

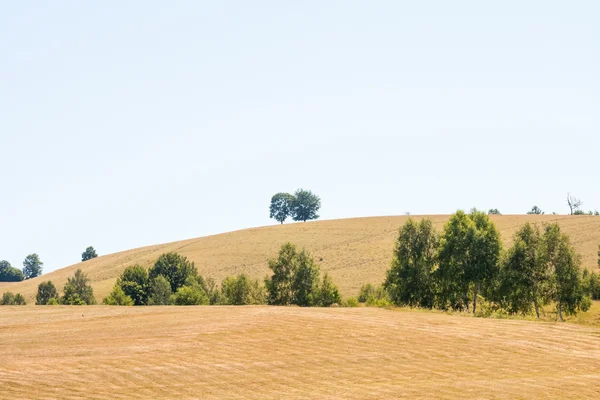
81;246;98;262
269;192;295;224
567;193;583;215
291;189;321;222
23;253;43;279
527;206;544;215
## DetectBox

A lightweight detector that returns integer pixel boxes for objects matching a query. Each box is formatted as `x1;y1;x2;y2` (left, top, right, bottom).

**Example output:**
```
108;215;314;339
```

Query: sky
1;1;598;274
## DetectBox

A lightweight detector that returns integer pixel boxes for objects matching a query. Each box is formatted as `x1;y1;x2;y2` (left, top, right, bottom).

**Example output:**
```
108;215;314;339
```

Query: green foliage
573;209;586;215
291;189;321;222
81;246;98;262
148;275;172;305
318;273;341;306
103;285;134;306
499;223;547;316
488;209;501;215
436;210;502;313
583;271;600;300
117;265;149;305
1;292;26;305
47;297;60;305
265;243;297;305
22;253;43;279
292;250;321;306
149;253;198;293
385;218;438;308
0;260;25;282
357;283;388;303
343;297;359;307
36;281;59;305
62;269;96;305
527;206;544;215
269;192;295;224
170;282;209;305
221;274;266;305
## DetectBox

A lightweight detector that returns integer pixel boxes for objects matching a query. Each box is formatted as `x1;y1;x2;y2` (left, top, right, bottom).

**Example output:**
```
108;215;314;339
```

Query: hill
1;305;600;399
2;215;600;302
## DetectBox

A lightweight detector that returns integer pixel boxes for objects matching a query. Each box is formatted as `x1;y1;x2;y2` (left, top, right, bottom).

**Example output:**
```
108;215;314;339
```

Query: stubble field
1;305;600;399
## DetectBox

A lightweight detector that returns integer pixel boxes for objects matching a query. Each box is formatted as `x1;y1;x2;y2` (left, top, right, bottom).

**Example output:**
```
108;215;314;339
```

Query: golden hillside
2;215;600;302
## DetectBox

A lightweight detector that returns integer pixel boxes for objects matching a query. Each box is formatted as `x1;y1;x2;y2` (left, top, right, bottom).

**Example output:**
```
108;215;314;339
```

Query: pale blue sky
1;1;598;273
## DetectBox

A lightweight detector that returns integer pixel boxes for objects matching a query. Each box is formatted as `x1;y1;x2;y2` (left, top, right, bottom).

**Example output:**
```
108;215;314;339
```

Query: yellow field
2;215;600;303
1;305;600;399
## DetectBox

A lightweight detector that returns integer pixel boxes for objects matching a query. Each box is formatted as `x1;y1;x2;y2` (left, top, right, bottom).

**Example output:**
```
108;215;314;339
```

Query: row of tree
269;189;321;223
383;210;593;320
488;194;598;216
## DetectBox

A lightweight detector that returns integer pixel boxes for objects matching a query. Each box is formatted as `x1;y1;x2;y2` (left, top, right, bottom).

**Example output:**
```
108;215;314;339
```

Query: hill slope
2;215;600;302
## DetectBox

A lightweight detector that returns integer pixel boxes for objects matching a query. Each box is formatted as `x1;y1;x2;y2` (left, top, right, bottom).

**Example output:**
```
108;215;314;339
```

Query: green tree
81;246;98;261
265;243;298;305
149;253;198;293
22;253;43;279
0;260;25;282
36;281;59;305
117;265;149;305
14;293;26;305
542;224;590;320
436;210;502;314
170;281;209;305
357;283;389;303
269;192;295;224
527;206;544;215
1;292;15;305
291;189;321;222
291;250;321;306
148;275;172;305
384;218;439;308
62;269;96;305
103;285;134;306
318;273;341;306
221;274;266;305
499;223;547;317
488;209;501;215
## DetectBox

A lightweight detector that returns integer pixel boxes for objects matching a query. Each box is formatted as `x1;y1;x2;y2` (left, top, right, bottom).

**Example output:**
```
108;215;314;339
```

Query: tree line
270;189;321;224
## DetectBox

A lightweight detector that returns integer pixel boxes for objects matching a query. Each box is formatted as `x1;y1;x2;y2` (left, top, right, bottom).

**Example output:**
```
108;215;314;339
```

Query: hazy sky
1;1;598;273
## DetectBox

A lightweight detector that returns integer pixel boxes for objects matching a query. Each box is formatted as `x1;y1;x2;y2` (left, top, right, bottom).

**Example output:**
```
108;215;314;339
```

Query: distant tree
62;269;96;305
170;280;209;305
573;210;586;215
269;192;295;224
103;285;134;306
595;211;600;216
291;250;321;306
221;274;266;305
265;243;298;305
291;189;321;222
22;253;43;279
488;209;501;215
499;223;547;317
527;206;544;215
598;244;600;267
117;265;149;305
14;293;27;305
81;246;98;262
0;260;25;282
1;292;15;305
148;253;198;293
542;224;590;320
566;193;583;215
318;273;341;306
36;281;59;305
437;210;502;314
148;275;172;305
385;218;439;308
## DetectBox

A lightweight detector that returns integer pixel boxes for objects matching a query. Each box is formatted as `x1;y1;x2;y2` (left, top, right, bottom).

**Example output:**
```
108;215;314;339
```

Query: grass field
1;305;600;399
2;215;600;303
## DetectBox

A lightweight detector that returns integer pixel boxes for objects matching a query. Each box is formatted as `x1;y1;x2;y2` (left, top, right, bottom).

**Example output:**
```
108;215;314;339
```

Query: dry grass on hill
1;305;600;400
2;215;600;303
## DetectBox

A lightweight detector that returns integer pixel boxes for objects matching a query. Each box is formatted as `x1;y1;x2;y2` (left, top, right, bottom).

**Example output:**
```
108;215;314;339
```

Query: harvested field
2;215;600;303
1;306;600;399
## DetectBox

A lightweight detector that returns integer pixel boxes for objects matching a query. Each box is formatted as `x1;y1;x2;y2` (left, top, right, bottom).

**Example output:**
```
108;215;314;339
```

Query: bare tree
566;193;583;215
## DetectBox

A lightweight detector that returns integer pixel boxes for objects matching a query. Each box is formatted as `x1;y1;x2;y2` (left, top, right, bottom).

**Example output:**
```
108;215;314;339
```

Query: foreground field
2;215;600;302
1;306;600;399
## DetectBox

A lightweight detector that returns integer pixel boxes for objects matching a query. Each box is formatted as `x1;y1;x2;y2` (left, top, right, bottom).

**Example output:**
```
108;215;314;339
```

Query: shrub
358;283;388;303
221;274;266;305
62;269;96;305
148;275;172;305
318;273;341;307
14;293;26;305
47;298;60;305
103;285;134;306
366;297;393;308
344;297;359;307
1;292;15;305
36;281;59;305
170;283;209;305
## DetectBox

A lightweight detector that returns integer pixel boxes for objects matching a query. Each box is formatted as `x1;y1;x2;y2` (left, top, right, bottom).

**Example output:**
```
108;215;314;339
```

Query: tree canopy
23;253;43;279
291;189;321;222
0;260;25;282
269;192;295;224
81;246;98;262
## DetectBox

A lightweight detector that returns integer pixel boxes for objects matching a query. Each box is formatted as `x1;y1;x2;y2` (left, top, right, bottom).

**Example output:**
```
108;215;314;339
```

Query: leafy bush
117;265;149;305
103;285;134;306
47;297;60;305
343;297;359;307
221;274;266;305
148;275;172;305
62;269;96;305
318;273;341;307
358;283;389;303
1;292;26;305
170;283;209;305
366;297;393;308
36;281;59;305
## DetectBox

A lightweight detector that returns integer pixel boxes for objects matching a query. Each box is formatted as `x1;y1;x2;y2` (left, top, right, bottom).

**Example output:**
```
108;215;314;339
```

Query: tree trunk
558;303;564;321
534;299;540;319
473;284;478;315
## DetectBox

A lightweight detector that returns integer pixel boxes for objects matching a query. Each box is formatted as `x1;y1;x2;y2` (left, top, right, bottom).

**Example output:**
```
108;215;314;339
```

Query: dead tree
566;193;583;215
